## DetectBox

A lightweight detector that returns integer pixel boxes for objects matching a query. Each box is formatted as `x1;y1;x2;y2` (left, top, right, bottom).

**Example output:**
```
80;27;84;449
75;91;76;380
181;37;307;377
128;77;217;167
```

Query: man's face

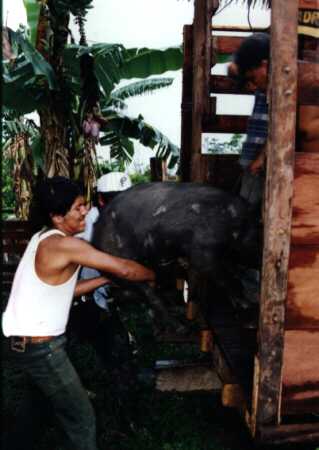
60;196;88;235
244;60;268;92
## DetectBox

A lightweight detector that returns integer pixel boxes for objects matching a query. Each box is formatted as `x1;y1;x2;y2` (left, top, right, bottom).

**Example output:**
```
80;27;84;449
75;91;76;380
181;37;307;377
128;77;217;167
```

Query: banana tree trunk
8;133;34;220
40;105;70;177
37;1;71;178
74;136;98;201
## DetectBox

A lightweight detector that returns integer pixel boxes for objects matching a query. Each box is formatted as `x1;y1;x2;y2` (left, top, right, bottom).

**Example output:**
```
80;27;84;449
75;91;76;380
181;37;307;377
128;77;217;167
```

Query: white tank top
2;229;80;337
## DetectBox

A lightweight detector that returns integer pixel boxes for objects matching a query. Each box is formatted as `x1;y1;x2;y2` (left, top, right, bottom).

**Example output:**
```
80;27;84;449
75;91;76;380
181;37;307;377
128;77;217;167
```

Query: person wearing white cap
80;172;132;311
83;172;132;242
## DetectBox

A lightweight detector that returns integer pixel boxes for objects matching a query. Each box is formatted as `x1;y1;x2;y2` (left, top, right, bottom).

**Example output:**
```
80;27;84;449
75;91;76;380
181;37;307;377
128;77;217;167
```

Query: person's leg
28;336;98;450
3;375;47;450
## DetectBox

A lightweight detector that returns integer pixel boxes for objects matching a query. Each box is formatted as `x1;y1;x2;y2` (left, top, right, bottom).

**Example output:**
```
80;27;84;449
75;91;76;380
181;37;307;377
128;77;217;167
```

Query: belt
10;335;54;352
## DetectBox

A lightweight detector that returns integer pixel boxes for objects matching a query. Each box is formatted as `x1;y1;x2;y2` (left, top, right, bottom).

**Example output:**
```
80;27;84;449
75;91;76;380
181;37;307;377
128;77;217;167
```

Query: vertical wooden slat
190;0;220;181
180;25;194;182
256;1;299;427
150;158;167;182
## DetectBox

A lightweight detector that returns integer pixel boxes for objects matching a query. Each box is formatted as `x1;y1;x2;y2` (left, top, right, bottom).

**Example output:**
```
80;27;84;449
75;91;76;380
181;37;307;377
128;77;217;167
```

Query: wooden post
190;0;220;181
256;1;299;427
150;157;167;182
180;25;194;182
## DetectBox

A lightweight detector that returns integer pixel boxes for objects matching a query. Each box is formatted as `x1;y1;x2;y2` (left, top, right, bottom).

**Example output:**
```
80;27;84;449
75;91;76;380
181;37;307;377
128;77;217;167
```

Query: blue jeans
3;334;98;450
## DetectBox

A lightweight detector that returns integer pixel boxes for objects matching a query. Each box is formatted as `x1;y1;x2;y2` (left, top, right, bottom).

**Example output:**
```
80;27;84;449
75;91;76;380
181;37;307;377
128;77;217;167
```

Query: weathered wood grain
188;154;241;189
203;115;248;134
191;0;220;181
211;62;319;105
291;153;319;245
286;246;319;328
256;1;299;427
299;0;319;10
282;330;319;414
180;25;194;182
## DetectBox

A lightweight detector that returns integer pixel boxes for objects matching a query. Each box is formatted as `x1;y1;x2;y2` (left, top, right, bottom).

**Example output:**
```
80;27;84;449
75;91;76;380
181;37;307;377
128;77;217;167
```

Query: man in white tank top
2;176;155;450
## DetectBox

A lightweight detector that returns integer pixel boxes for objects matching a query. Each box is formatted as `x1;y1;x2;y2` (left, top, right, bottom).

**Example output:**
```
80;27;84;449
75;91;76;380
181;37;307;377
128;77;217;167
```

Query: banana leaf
63;44;183;98
63;43;125;97
13;31;57;90
120;47;183;80
99;111;179;169
3;31;57;113
3;59;48;113
111;77;173;103
23;0;41;46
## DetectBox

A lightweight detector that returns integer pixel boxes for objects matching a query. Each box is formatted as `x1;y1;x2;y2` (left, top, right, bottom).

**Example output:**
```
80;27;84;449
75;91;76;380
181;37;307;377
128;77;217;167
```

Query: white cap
96;172;132;193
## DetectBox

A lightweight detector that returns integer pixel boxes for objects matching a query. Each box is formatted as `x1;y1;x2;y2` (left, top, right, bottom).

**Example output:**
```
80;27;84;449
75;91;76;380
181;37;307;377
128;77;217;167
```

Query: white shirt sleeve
83;207;100;242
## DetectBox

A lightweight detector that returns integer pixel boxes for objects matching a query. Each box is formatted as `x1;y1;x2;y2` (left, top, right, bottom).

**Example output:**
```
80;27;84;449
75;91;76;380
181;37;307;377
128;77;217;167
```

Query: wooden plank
282;330;319;414
211;336;237;384
210;75;255;95
286;246;319;328
211;25;269;33
188;154;241;189
299;0;319;10
259;423;319;446
191;0;220;180
222;383;245;408
298;0;319;39
191;0;208;162
203;115;248;133
211;63;319;105
256;1;299;427
291;153;319;246
300;49;319;62
212;36;245;55
156;365;222;392
298;61;319;105
180;25;193;182
150;157;167;181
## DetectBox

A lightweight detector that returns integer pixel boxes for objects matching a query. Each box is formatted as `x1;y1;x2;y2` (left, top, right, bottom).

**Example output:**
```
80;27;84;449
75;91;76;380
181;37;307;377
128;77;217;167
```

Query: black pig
92;182;261;332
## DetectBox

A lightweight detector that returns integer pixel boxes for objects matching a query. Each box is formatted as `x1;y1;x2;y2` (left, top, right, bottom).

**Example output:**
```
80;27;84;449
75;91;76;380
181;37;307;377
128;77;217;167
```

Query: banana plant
2;110;41;219
3;0;184;213
3;28;183;173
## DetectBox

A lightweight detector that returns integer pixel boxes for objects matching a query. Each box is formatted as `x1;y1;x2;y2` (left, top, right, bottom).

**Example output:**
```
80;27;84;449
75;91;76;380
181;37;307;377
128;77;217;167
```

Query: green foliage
3;29;57;114
120;47;183;79
53;0;93;17
130;169;151;185
204;134;244;155
14;30;57;89
63;44;182;98
97;158;126;174
4;5;183;181
2;158;16;218
97;159;151;185
99;112;179;169
110;78;174;107
23;0;41;45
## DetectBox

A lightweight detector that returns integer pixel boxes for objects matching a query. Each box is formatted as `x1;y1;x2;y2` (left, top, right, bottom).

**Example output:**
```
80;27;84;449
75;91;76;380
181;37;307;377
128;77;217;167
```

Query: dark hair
30;176;82;229
234;33;270;79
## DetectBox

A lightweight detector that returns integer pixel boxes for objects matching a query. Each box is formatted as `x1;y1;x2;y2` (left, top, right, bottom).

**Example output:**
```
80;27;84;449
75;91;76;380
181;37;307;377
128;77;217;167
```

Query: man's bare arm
74;276;111;297
62;237;155;282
